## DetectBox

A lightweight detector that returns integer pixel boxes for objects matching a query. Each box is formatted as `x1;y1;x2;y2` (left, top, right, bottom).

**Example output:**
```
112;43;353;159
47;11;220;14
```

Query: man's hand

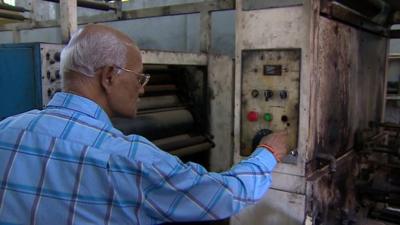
259;130;288;162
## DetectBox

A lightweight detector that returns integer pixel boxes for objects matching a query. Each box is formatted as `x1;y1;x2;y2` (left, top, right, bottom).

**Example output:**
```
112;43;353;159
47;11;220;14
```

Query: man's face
108;46;144;118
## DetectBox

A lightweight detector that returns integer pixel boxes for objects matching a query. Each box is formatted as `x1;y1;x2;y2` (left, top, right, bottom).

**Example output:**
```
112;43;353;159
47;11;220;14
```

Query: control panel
240;49;300;163
40;44;63;106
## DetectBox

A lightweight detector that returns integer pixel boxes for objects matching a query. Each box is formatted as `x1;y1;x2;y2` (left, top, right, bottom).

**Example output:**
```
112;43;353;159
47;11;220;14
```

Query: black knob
252;129;273;150
280;90;288;99
55;70;61;79
251;89;259;98
54;52;61;62
264;90;273;101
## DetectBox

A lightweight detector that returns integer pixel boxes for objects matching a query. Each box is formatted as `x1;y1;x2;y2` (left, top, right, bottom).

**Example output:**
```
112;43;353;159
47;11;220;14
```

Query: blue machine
0;43;63;120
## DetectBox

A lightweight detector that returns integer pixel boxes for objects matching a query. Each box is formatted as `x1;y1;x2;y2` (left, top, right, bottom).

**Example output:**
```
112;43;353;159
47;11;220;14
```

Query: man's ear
99;66;116;93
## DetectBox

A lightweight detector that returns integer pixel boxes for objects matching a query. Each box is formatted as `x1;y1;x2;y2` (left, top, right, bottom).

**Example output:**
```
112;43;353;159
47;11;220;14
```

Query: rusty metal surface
305;17;388;223
319;0;390;36
310;16;387;164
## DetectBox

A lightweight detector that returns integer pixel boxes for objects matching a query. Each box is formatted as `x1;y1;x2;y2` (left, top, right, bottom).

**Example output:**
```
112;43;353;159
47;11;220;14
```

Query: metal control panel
240;49;300;161
40;44;63;106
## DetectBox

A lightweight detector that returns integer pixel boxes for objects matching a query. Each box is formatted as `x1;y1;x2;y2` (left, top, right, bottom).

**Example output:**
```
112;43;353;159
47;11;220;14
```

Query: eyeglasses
114;66;151;87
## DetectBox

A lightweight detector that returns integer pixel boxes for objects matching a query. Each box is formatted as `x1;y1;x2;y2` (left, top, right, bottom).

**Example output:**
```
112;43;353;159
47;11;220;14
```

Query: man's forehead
125;45;143;69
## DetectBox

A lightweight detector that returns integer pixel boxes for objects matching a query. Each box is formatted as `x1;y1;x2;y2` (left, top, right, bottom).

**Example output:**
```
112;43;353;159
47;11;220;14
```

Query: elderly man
0;24;288;224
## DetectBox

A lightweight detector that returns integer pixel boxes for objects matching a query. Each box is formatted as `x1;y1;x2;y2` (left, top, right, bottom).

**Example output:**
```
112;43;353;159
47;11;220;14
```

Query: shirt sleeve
136;146;277;223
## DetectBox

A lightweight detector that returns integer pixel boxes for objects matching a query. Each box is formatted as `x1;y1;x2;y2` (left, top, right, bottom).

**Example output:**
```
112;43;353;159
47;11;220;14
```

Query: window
4;0;15;6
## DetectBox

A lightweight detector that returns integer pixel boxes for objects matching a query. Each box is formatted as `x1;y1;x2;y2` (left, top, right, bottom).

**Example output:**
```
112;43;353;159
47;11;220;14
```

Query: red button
247;111;259;121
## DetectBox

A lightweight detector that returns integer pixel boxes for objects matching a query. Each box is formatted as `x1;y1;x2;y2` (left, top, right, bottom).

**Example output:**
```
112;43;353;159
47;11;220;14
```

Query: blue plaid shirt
0;92;276;225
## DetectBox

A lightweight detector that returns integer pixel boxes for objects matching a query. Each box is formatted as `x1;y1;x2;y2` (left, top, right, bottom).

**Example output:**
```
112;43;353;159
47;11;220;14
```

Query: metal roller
144;84;177;95
138;95;182;110
153;134;208;151
112;109;194;139
146;74;174;85
169;142;213;157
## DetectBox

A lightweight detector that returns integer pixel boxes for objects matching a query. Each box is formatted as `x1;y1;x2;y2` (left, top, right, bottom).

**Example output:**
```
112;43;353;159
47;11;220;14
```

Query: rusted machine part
0;3;29;12
316;153;337;173
169;142;213;157
369;208;400;224
42;0;116;11
138;95;182;111
366;160;400;169
371;145;400;155
308;150;355;181
355;125;400;155
112;109;194;139
369;121;400;131
354;129;387;152
153;134;208;151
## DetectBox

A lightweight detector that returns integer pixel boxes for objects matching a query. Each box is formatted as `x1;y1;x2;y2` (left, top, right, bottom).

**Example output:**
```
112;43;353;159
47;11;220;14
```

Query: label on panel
240;49;300;163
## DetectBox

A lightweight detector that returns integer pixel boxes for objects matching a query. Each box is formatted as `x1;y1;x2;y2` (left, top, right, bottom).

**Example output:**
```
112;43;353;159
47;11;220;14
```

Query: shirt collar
46;92;112;126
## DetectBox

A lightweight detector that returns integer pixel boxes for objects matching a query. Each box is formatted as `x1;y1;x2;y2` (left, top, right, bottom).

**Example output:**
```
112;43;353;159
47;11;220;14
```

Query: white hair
60;28;128;77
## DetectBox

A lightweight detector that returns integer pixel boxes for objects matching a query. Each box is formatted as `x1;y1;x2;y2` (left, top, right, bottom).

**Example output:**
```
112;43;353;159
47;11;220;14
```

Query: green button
264;113;273;122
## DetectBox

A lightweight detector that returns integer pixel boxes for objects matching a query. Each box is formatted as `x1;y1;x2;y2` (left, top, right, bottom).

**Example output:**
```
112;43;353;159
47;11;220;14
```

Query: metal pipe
316;153;337;173
0;11;27;20
0;3;29;12
169;142;213;157
42;0;116;11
